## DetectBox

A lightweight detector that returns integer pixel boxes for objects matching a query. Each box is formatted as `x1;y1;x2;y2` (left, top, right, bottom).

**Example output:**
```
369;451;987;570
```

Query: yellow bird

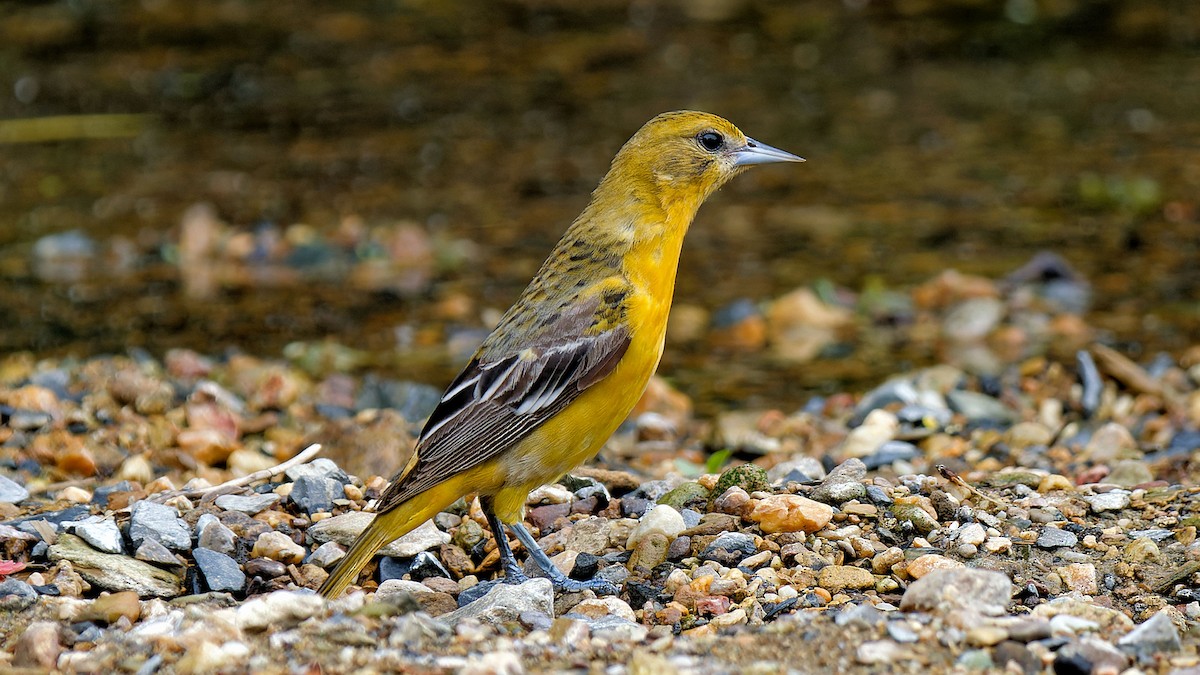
319;110;803;598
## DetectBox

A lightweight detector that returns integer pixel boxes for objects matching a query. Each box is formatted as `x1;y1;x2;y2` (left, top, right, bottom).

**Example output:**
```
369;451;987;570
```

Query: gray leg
508;521;618;595
480;498;529;583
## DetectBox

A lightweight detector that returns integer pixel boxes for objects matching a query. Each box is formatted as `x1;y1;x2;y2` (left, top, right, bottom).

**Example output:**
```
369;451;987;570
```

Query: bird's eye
697;131;724;152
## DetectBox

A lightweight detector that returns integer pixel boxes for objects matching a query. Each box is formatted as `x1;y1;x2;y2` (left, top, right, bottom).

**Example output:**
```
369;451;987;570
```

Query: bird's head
607;110;804;210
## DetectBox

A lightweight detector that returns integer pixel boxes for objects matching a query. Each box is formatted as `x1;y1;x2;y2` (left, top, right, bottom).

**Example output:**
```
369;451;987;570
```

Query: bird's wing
375;285;632;510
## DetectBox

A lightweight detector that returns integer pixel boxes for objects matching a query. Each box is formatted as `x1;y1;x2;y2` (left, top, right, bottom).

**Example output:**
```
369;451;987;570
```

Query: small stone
193;548;245;593
966;625;1008;647
1037;527;1077;549
1118;608;1182;657
891;503;939;533
243;557;288;579
289;475;341;515
0;578;37;611
49;534;183;597
1058;563;1098;595
308;512;449;557
582;614;649;640
134;537;180;568
444;578;553;625
626;504;686;548
871;547;904;574
946;390;1016;423
904;554;963;579
818;565;875;592
237;590;325;631
251;531;306;564
197;517;238;556
956;523;986;547
548;617;589;644
69;517;124;554
1124;536;1160;562
1031;597;1135;633
1083;422;1139;463
376;579;456;616
12;621;61;669
1106;459;1153;487
657;482;710;511
1037;474;1074;492
700;532;757;566
569;596;637;623
1055;638;1130;674
1084;491;1130;513
749;493;833;534
840;411;898;458
214;493;281;515
857;640;916;664
307;542;346;568
711;486;751;516
284;457;349;483
79;590;141;624
900;568;1012;616
129;500;191;551
713;463;770;495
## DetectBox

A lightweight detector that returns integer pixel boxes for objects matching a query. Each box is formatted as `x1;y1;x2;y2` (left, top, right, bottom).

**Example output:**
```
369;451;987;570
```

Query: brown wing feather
375;291;631;510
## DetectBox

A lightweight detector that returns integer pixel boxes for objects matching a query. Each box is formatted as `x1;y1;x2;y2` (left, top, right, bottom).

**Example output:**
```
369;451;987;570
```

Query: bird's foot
551;575;619;595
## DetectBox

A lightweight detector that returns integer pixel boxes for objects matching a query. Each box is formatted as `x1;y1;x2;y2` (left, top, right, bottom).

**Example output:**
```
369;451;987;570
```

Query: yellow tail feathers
318;478;469;599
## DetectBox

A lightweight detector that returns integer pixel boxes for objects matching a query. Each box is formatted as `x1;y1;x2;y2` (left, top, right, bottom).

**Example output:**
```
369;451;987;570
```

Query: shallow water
1;1;1197;413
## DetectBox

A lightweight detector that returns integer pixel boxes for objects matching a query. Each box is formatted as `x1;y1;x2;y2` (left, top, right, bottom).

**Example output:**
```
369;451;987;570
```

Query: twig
936;464;1012;510
148;443;322;502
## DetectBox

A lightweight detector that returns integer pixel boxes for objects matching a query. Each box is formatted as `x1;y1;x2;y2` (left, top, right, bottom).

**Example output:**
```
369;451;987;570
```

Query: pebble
443;578;553;626
134;537;181;568
308;512;449;557
1117;608;1182;658
1084;491;1130;513
569;596;637;623
1054;637;1130;674
839;410;898;458
197;517;238;556
811;458;867;503
0;475;32;504
251;531;306;564
236;590;325;631
955;522;986;546
626;504;686;547
817;565;875;592
78;590;141;624
289;475;342;515
1036;527;1077;549
0;578;38;610
48;534;183;597
244;557;288;579
1058;563;1098;595
68;516;124;554
129;500;191;552
748;493;832;533
700;532;758;566
214;493;281;515
377;579;457;616
899;568;1012;616
307;541;346;568
193;548;246;593
12;621;62;669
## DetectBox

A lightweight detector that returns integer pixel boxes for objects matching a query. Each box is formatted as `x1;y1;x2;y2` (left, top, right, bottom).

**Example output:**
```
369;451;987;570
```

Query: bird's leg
507;521;619;595
480;498;529;584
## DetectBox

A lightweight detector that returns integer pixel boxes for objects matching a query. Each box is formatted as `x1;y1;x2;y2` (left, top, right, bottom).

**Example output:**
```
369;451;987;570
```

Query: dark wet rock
379;551;450;582
1117;609;1181;659
129;500;191;551
49;534;183;597
1054;638;1129;675
289;475;341;515
444;578;553;625
193;547;246;593
1036;527;1077;549
0;474;31;504
66;516;124;554
457;579;501;607
0;578;38;610
214;493;281;515
811;458;867;503
620;497;652;518
244;557;288;579
865;485;894;505
285;457;350;484
899;568;1012;617
700;532;757;566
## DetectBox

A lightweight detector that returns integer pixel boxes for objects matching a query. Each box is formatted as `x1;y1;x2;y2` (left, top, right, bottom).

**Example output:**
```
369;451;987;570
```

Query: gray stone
569;614;648;641
811;458;867;504
0;475;30;504
1036;527;1078;549
236;590;325;631
700;532;757;566
285;458;349;484
307;541;346;568
9;410;51;430
193;547;246;593
0;578;38;611
130;500;191;551
1055;638;1129;673
899;568;1012;617
886;621;919;643
946;390;1016;424
1084;491;1130;513
196;517;238;556
134;537;181;567
308;512;449;557
48;534;183;597
68;516;124;554
289;475;341;515
1117;608;1182;658
214;493;281;515
443;578;553;625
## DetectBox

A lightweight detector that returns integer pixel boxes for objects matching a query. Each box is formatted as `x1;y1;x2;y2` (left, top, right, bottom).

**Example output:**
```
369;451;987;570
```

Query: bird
319;110;803;598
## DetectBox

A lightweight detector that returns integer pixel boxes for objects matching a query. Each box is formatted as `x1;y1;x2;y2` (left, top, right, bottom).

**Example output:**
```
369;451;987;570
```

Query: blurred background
1;0;1197;414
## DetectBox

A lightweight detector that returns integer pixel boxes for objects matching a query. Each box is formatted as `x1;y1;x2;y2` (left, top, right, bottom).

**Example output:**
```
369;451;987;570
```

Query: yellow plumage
320;110;802;598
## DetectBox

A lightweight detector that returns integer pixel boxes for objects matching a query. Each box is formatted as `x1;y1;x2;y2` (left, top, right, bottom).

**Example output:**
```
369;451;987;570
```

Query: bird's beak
732;137;805;166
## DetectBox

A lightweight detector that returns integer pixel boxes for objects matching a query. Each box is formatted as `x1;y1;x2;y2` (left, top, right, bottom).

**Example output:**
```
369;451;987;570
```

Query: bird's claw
555;576;620;595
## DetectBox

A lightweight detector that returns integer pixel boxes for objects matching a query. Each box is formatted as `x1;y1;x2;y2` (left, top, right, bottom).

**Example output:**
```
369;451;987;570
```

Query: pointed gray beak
732;137;805;166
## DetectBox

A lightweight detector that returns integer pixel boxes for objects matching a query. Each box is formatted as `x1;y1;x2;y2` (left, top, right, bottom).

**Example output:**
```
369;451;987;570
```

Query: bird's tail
318;489;456;599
